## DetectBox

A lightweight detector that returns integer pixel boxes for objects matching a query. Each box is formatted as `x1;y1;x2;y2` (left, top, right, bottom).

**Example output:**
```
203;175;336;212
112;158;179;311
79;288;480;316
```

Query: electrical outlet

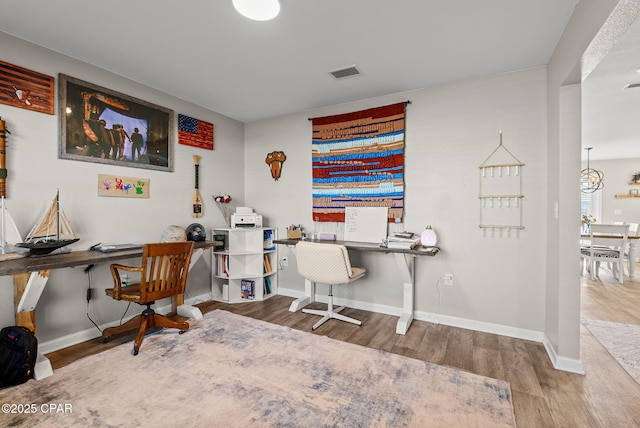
442;273;453;286
281;257;288;267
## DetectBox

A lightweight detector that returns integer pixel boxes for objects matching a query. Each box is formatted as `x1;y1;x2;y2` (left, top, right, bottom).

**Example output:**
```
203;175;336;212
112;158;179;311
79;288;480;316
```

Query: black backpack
0;326;38;387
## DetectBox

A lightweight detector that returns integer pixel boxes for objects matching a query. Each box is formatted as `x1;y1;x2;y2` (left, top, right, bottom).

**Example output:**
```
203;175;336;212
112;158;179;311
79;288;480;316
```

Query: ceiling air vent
329;65;360;80
625;83;640;89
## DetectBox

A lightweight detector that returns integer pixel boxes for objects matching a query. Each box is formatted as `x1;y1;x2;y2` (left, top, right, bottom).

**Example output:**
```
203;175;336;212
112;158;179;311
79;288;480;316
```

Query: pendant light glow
233;0;280;21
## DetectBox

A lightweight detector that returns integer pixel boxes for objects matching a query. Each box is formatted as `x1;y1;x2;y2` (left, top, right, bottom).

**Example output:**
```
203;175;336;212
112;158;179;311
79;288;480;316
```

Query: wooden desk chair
580;224;629;284
296;241;366;330
102;241;195;355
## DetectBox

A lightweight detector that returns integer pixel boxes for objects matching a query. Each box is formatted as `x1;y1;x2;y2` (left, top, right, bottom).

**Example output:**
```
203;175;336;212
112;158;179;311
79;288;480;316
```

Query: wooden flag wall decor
178;114;214;150
311;102;406;223
0;61;54;115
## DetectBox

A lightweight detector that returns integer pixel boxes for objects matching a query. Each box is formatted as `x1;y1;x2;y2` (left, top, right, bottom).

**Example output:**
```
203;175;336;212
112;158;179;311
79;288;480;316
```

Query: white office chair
296;241;366;330
580;223;629;284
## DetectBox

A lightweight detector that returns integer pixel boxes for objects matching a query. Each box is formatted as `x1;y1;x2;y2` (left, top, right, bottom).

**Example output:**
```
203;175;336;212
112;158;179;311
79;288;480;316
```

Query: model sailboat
16;190;79;255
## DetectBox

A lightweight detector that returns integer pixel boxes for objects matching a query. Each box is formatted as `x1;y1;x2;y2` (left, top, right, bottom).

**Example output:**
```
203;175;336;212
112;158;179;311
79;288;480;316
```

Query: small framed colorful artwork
98;174;149;198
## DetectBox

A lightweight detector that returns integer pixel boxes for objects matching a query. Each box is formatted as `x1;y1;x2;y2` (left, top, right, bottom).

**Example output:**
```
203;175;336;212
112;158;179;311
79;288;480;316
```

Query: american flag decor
178;114;214;150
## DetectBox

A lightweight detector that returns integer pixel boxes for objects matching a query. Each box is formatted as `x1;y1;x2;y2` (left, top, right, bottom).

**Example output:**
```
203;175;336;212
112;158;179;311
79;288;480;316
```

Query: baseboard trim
39;293;211;355
41;290;586;375
542;334;585;374
279;287;543;341
278;287;583;373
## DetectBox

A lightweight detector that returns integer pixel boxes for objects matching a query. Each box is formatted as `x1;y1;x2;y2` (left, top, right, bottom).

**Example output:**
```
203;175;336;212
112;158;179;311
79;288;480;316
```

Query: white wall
0;32;245;349
0;1;632;370
245;67;549;335
545;0;634;372
588;158;640;225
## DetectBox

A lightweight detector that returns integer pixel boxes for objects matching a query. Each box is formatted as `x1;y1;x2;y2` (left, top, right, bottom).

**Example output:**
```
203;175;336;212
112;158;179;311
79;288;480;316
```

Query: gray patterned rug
0;310;515;427
582;318;640;384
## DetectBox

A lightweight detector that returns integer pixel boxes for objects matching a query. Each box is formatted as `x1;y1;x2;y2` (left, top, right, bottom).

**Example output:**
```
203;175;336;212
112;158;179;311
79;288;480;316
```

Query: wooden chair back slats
139;242;194;302
102;241;194;355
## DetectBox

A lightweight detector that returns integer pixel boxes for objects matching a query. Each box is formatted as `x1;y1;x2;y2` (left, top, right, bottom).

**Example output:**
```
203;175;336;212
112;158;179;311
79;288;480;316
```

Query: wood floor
46;266;640;427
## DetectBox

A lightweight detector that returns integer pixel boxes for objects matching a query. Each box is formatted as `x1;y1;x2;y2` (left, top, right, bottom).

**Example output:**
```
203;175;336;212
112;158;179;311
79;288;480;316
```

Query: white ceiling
583;16;640;161
4;1;637;161
0;0;578;124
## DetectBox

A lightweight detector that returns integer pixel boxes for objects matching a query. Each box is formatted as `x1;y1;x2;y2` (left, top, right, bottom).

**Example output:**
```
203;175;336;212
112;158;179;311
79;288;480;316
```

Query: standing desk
274;238;439;335
0;240;215;379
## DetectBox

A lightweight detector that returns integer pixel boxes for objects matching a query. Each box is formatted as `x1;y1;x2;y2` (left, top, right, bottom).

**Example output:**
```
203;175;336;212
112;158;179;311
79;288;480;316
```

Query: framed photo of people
58;74;174;172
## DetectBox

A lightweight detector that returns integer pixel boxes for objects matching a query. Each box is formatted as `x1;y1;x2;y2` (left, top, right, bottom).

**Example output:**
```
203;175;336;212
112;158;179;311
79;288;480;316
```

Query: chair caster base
103;337;110;343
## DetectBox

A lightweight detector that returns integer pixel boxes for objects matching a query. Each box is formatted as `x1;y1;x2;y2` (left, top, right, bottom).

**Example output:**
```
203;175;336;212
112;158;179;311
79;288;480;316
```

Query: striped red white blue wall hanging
310;102;407;223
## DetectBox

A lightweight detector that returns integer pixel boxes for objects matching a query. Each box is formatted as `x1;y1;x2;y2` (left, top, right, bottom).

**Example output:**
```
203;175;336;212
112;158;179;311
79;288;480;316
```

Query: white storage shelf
211;227;277;303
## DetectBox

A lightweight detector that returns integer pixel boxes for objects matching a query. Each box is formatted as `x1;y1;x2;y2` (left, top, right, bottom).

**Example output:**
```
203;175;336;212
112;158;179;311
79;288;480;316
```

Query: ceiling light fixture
581;147;604;193
233;0;280;21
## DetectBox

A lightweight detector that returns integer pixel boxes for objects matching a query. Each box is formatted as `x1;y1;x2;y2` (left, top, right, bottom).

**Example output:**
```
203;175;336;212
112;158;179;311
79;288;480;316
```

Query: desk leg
629;241;637;279
13;271;54;380
394;253;415;335
176;248;205;320
289;278;316;312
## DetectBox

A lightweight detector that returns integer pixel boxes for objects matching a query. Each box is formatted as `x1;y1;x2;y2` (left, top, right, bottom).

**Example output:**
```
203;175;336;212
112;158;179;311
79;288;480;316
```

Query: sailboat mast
56;189;60;241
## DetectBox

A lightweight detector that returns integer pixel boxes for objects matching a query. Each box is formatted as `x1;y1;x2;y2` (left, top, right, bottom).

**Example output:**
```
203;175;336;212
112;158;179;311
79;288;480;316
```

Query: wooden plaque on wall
0;61;54;115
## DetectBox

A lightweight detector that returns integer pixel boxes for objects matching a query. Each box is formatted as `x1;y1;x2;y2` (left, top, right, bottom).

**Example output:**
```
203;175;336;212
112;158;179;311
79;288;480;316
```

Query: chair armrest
110;264;143;300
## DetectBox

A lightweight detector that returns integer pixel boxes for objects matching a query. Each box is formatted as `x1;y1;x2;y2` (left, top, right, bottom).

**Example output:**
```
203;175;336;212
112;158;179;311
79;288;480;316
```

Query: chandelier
581;147;604;193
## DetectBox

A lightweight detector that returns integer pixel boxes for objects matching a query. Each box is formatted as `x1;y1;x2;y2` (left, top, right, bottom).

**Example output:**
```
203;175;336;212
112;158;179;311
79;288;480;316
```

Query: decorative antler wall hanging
265;151;287;181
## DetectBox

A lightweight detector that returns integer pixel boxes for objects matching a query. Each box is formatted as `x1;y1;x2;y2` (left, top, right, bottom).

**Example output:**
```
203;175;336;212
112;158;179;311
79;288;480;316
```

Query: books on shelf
241;279;255;300
263;277;272;295
216;254;229;277
214;233;226;252
263;254;272;273
264;229;275;251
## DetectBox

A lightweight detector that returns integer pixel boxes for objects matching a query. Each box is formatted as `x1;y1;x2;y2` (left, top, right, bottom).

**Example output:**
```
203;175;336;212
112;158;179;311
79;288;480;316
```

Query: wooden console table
0;240;215;379
274;238;439;335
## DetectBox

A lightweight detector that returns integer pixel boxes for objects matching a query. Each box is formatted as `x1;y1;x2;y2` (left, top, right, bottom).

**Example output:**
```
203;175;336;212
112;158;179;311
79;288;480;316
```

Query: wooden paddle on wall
192;155;203;218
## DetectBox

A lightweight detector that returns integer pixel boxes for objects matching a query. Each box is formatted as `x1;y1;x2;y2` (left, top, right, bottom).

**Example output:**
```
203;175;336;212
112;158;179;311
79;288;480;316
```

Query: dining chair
580;223;629;284
624;223;639;276
295;241;366;330
611;222;638;275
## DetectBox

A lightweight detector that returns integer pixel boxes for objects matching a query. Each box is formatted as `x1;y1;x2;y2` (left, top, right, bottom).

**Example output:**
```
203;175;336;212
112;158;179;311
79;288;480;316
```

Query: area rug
582;318;640;384
0;310;515;427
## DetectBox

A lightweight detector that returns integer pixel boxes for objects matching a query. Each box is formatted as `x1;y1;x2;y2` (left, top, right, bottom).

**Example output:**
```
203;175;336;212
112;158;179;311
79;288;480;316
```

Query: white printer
231;207;263;228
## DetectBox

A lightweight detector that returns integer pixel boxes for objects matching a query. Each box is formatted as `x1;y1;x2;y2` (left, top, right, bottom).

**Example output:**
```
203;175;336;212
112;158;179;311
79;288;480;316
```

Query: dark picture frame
59;74;174;172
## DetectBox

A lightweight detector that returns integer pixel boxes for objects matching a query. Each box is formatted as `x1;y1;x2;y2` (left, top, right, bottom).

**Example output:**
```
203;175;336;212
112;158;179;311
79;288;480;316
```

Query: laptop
92;243;143;253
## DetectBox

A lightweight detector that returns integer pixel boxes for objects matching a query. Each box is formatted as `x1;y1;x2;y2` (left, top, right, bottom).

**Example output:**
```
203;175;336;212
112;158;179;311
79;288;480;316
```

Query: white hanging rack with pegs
478;132;525;234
